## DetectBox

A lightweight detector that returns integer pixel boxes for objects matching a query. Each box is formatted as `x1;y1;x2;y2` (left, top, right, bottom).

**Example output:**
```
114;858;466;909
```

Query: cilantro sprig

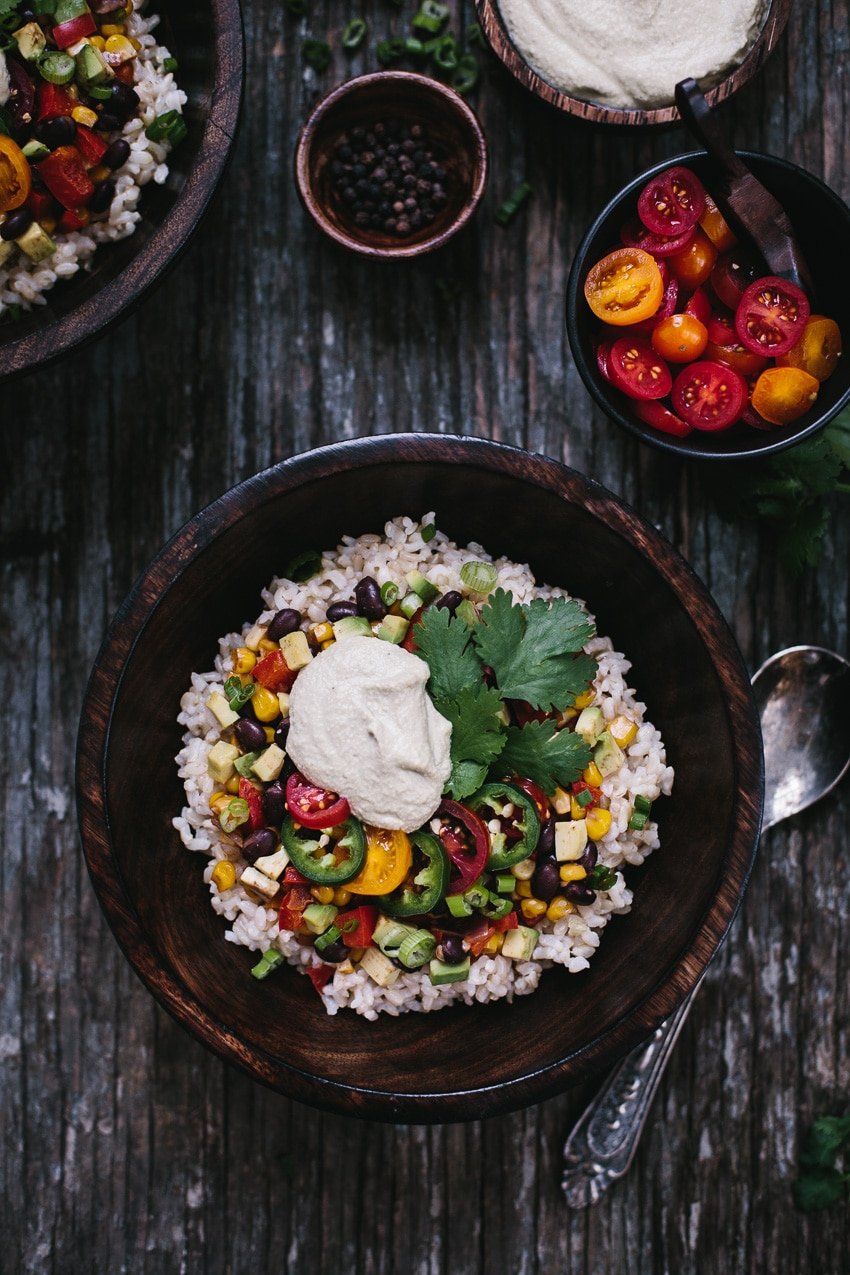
474;590;596;711
794;1111;850;1212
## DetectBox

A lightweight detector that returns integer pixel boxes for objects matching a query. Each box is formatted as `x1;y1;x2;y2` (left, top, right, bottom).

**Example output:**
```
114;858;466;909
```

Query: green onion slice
303;38;331;72
421;521;437;543
341;18;367;50
220;798;250;834
251;948;284;980
451;53;479;94
284;549;322;582
397;929;437;970
377;37;406;66
495;182;533;227
39;52;76;86
223;676;255;709
380;581;400;607
460;560;498;596
413;1;450;34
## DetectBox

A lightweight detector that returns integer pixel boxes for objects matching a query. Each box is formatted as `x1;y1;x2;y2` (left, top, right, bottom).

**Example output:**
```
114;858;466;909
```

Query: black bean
532;860;560;902
102;138;131;171
563;881;597;906
261;781;286;827
267;608;302;640
37;115;76;148
89;181;115;215
537;815;556;857
109;81;140;117
354;576;386;620
242;828;277;865
274;719;290;751
440;935;466;964
0;207;33;241
234;718;267;752
579;843;598;873
96;113;122;133
436;590;462;614
320;941;349;964
326;600;358;622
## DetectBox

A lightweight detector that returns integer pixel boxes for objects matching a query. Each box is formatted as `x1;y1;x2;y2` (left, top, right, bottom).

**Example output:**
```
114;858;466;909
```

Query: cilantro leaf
0;0;22;15
794;1109;850;1212
435;684;506;800
799;1113;850;1170
825;410;850;469
794;1170;849;1213
494;720;591;796
474;589;597;712
414;605;481;702
777;503;830;575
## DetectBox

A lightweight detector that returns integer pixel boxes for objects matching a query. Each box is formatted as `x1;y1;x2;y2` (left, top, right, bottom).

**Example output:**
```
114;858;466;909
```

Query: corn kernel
511;857;536;880
551;786;571;815
610;715;638;748
350;947;365;961
332;887;352;906
574;688;596;710
569;795;587;821
209;791;230;815
311;886;335;904
251;686;279;721
225;774;241;795
320;638;335;651
257;637;278;655
42;217;58;233
484;933;504;954
582;761;603;788
129;36;142;51
263;726;275;743
211;861;237;892
72;105;98;128
586;807;613;841
559;708;578;724
520;898;547;921
559;863;587;883
104;34;136;62
90;164;110;183
233;646;256;674
515;880;532;898
546;895;574;921
309;621;333;644
90;35;106;50
101;23;125;35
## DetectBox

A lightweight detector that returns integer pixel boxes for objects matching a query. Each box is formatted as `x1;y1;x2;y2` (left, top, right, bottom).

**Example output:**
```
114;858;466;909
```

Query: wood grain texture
1;0;849;1270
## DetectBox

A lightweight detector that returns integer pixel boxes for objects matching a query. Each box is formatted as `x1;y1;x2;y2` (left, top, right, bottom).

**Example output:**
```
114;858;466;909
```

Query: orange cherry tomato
666;228;718;290
751;367;820;426
698;193;737;253
0;136;32;215
651;313;708;363
777;315;843;383
346;826;412;896
584;248;664;327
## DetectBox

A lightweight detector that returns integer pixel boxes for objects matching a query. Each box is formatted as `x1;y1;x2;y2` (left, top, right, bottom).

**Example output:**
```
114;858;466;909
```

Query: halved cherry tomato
401;605;423;652
285;771;351;828
584;248;664;327
698;193;737;252
596;341;615;384
751;366;819;426
239;777;264;832
704;314;769;378
685;287;712;326
608;336;672;400
777;315;842;382
651;314;708;363
735;276;810;357
637;165;706;238
253;647;297;693
666;228;717;290
633;400;693;438
710;248;762;311
511;776;551;821
626;272;679;333
671;360;747;431
436;799;490;895
346;826;412;896
620;218;695;259
0;136;32;215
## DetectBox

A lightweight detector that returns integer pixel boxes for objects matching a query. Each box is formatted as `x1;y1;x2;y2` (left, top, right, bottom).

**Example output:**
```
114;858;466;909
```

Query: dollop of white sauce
497;0;767;109
0;52;10;109
286;637;452;834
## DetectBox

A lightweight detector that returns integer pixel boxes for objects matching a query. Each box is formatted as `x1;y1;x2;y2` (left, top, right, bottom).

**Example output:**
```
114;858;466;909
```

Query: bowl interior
298;75;485;255
90;446;759;1116
568;152;850;458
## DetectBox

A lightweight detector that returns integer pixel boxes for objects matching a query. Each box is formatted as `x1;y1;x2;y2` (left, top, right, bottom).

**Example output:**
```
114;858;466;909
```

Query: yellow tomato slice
0;136;32;215
751;367;820;426
777;315;843;383
698;193;737;252
584;248;664;327
346;826;412;896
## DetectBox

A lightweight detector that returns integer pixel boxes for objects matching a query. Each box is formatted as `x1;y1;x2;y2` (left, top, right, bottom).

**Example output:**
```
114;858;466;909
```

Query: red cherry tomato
651;313;708;363
685;286;712;326
710;248;762;311
608;336;673;401
637;166;706;238
704;314;770;378
285;772;351;828
596;341;615;384
511;776;551;821
698;193;737;252
401;605;423;651
626;273;680;333
734;276;810;357
620;218;696;259
436;799;490;895
239;778;264;832
666;228;717;290
633;400;694;438
671;360;748;431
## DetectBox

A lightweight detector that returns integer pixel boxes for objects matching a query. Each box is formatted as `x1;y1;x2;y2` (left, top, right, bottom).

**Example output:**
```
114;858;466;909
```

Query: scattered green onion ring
413;1;450;34
380;581;400;607
377;37;406;66
251;948;285;980
341;18;367;51
495;182;533;227
460;560;498;596
220;798;250;834
451;53;479;94
145;109;187;145
39;52;76;86
421;522;437;543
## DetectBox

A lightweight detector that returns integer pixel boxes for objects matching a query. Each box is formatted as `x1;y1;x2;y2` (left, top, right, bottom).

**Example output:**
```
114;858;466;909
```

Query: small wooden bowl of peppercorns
295;71;488;259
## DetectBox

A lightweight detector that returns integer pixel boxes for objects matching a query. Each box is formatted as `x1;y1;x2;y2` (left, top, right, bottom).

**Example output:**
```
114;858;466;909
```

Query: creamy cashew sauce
286;637;452;834
497;0;767;110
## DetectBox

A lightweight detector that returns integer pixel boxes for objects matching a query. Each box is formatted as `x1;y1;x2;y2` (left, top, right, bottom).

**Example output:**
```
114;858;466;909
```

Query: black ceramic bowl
566;151;850;460
77;435;762;1122
0;0;243;382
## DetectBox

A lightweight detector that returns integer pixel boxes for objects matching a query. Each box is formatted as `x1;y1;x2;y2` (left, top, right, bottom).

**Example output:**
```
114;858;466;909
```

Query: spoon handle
561;974;705;1209
674;78;749;182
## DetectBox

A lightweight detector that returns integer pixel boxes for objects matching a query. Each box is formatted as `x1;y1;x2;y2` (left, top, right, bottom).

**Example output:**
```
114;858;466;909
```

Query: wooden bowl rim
475;0;791;127
0;0;245;383
76;433;763;1121
565;149;850;461
293;70;489;259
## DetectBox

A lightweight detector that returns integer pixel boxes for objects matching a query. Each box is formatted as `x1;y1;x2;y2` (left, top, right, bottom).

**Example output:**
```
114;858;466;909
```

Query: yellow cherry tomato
0;136;32;215
584;248;664;327
651;313;708;363
698;193;737;252
751;367;820;426
346;826;412;896
777;315;843;383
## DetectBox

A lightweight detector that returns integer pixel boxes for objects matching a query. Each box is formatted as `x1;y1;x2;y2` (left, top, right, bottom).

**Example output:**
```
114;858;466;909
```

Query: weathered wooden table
3;2;849;1271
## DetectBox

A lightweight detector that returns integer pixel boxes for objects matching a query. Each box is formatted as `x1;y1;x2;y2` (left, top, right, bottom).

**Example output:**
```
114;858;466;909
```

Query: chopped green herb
223;676;256;710
414;605;481;702
589;864;617;891
495;182;533;227
497;720;591;797
421;521;437;543
303;37;331;71
284;549;322;582
341;18;367;50
163;56;178;72
435;684;507;800
795;1111;850;1212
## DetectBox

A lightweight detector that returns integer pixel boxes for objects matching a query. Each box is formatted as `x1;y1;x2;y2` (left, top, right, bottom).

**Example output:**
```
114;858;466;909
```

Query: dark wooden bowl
0;0;244;383
566;151;850;460
476;0;790;127
76;434;762;1122
294;72;488;259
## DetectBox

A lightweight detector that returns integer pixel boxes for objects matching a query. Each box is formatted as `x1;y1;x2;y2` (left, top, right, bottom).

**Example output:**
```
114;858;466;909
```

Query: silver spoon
562;645;850;1209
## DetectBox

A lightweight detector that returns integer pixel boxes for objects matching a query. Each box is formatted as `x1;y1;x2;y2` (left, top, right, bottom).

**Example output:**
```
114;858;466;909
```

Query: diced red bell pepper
401;607;423;652
37;146;94;210
465;920;496;957
253;648;297;694
113;61;136;86
36;82;75;123
58;207;90;232
282;865;309;887
336;905;378;948
306;966;333;994
53;13;97;49
492;912;519;932
571;779;602;804
27;190;59;222
278;884;313;933
238;778;264;832
74;124;108;168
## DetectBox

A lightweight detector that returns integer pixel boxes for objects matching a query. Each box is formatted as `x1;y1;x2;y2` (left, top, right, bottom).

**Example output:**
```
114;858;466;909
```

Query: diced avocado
593;731;626;779
358;946;400;987
234;750;262;778
302;903;339;936
376;613;409;644
332;616;372;640
251;742;285;783
551;786;571;815
239;865;279;899
575;706;605;747
502;925;539;961
0;239;17;268
21;139;50;161
405;570;439;604
456;600;478;627
279;629;312;669
398;592;422;620
428;957;471;986
253;844;290;880
207;740;240;784
555;819;588;862
207;690;239;728
15;221;57;264
75;41;113;88
13;22;46;61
